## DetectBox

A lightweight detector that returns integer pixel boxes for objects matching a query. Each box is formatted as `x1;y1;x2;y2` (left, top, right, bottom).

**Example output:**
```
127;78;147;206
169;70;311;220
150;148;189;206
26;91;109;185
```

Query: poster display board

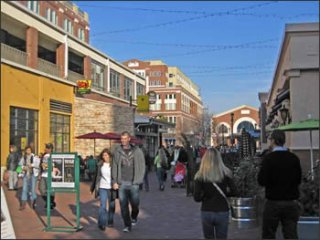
51;154;76;188
45;152;82;232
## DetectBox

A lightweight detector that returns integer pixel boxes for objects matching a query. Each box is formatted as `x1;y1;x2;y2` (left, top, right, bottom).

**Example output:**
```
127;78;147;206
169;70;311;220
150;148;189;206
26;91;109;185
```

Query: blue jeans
156;167;165;188
98;188;115;227
119;183;140;227
21;174;37;201
201;211;229;239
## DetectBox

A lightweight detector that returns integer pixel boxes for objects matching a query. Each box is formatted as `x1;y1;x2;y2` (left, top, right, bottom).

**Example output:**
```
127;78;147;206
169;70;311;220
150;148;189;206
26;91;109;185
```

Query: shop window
50;113;70;153
10;107;38;154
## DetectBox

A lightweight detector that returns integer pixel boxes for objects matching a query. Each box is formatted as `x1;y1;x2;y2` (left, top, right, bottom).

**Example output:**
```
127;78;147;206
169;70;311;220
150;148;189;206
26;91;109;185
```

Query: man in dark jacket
6;145;20;190
258;129;302;239
112;131;145;233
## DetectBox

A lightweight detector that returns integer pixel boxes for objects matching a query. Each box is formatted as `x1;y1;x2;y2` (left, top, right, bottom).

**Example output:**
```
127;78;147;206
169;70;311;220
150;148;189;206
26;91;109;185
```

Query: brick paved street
2;171;261;239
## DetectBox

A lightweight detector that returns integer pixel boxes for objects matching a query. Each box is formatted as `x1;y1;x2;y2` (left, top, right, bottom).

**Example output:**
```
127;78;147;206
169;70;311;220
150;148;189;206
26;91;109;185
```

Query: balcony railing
1;43;28;66
37;58;60;77
68;70;84;83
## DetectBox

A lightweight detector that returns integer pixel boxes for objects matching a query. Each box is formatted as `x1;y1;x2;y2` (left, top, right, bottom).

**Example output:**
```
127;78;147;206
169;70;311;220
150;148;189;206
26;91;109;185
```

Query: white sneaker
123;226;131;232
131;219;137;226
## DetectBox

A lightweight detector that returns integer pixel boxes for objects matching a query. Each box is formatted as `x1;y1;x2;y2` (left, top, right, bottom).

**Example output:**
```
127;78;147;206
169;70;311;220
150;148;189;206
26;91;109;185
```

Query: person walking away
19;146;40;210
39;143;56;209
112;131;145;233
194;148;237;239
186;145;196;197
154;146;168;191
90;148;115;230
6;145;20;190
87;155;97;181
258;129;302;239
139;144;150;192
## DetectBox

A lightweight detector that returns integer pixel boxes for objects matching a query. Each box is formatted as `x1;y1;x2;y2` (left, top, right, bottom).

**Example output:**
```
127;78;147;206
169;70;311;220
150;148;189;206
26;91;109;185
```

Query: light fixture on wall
280;105;289;125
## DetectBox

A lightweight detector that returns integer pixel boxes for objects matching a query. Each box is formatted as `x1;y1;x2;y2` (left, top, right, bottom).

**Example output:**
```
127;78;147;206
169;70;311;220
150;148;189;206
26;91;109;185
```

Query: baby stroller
172;162;186;188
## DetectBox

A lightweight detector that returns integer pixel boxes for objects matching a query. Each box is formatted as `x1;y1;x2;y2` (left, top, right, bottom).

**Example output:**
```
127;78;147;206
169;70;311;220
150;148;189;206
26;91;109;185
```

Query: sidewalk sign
44;152;83;232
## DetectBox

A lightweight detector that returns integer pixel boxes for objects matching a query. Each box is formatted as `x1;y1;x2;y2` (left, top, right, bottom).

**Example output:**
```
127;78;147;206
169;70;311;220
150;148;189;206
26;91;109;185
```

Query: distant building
1;1;146;166
15;1;90;43
259;22;319;173
123;59;204;146
211;105;259;147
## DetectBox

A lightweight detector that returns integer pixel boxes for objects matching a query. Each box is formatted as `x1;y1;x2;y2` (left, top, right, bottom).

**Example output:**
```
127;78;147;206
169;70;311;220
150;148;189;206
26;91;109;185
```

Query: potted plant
229;156;264;229
298;161;319;239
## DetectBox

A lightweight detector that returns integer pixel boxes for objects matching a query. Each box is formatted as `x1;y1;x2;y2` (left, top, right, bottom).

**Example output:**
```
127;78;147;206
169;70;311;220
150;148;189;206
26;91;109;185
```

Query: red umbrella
103;132;121;140
103;132;121;147
76;131;107;156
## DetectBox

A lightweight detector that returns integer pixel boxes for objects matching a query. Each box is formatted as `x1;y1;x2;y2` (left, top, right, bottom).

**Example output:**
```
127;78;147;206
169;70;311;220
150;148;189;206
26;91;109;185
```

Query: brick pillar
56;43;65;78
26;27;38;69
83;56;91;79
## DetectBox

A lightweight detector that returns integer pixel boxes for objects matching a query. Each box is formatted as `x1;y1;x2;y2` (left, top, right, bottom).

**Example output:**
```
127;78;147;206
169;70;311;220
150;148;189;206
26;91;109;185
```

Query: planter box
298;216;320;240
230;197;259;229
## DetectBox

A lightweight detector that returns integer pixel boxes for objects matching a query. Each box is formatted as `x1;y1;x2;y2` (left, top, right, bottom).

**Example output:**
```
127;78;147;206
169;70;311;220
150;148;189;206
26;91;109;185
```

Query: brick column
83;56;91;79
56;43;65;78
26;27;38;69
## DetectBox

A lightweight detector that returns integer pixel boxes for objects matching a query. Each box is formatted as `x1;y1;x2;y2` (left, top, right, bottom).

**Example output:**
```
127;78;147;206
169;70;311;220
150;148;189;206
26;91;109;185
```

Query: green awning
277;119;319;132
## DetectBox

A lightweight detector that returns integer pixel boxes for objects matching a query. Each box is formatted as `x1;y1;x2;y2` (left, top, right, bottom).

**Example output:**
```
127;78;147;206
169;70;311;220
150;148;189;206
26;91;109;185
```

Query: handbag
110;189;119;201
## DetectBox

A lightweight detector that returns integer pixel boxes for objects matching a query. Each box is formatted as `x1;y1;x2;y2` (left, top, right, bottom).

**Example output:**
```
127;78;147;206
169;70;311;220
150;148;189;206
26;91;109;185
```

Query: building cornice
213;105;258;118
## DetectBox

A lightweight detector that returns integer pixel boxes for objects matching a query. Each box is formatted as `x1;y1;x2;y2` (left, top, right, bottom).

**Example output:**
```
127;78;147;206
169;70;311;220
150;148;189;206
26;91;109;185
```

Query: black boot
42;196;47;209
50;196;56;209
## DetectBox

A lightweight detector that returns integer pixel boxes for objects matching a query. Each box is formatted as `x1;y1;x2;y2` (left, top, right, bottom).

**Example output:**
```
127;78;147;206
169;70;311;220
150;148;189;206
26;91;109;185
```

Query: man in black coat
258;129;302;239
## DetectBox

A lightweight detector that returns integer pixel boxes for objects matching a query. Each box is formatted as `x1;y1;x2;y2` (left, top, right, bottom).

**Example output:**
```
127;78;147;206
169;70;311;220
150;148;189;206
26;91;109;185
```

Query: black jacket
258;150;302;200
194;176;237;212
90;160;108;198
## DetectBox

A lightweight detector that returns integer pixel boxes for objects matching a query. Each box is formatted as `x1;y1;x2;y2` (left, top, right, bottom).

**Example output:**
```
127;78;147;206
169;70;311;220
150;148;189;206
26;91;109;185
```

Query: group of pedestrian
5;143;56;211
193;129;302;239
5;129;303;239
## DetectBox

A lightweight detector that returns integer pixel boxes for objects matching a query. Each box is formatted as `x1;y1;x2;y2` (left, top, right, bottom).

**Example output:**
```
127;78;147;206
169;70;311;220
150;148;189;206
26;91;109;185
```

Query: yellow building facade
1;63;75;167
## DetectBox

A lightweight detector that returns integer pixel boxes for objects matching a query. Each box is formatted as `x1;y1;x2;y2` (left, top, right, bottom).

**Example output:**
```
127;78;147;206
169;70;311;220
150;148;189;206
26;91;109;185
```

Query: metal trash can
230;197;258;229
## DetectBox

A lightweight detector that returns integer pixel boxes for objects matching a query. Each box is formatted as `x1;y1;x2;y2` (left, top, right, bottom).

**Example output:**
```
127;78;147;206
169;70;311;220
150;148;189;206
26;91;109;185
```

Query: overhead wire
91;2;279;36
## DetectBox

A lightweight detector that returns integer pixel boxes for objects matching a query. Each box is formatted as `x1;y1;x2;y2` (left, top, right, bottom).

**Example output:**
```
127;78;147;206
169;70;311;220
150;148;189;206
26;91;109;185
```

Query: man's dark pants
119;183;140;228
262;200;300;239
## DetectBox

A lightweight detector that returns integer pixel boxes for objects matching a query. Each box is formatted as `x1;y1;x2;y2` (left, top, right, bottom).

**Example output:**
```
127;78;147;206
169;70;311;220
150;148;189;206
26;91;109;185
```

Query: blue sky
75;1;319;114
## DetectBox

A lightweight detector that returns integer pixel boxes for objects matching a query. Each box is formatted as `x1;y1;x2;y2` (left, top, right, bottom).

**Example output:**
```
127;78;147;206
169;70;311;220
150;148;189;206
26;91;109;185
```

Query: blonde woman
193;148;237;239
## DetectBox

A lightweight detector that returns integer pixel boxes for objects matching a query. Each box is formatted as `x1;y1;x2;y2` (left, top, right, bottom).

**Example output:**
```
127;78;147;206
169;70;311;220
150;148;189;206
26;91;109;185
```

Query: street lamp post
230;112;234;147
221;124;225;148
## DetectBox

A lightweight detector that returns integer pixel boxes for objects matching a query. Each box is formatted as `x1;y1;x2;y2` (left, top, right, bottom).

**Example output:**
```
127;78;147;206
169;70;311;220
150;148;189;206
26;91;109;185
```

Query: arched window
237;121;254;133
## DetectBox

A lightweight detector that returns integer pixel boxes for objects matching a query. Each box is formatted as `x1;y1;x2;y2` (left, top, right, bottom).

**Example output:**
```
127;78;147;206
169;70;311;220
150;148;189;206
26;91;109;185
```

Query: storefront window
10;107;38;154
50;113;70;152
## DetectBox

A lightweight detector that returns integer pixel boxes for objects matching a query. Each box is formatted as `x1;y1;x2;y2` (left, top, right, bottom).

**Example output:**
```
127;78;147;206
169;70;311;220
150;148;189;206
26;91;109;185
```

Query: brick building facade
211;105;259;147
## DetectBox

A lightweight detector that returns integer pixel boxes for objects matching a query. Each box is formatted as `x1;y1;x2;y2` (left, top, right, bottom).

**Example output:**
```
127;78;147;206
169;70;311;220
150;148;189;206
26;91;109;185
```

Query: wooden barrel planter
230;197;258;229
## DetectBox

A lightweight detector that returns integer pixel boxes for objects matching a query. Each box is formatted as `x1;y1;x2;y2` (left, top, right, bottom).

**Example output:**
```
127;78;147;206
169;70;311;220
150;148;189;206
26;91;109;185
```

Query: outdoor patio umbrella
277;118;319;178
76;130;107;156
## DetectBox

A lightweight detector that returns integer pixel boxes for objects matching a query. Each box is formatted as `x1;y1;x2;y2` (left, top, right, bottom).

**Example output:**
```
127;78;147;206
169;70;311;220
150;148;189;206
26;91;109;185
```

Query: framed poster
50;153;76;188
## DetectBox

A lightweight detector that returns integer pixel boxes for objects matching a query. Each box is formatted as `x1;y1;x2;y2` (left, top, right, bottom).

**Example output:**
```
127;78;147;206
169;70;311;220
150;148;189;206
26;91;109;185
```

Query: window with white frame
27;1;39;14
150;71;162;77
110;70;120;97
124;78;133;101
149;80;162;86
91;61;105;91
136;82;145;96
63;18;73;35
167;116;176;123
46;8;57;25
165;94;176;110
78;28;85;41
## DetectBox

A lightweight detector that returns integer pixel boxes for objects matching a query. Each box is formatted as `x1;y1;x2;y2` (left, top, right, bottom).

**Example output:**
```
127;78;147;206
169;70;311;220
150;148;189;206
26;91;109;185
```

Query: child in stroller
172;161;186;188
